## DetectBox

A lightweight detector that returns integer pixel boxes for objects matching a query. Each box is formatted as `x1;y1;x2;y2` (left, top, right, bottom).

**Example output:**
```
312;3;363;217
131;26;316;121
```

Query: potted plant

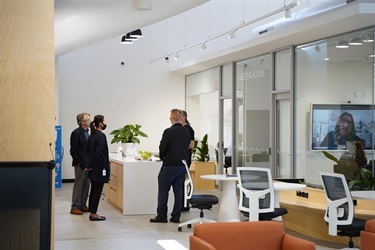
322;141;375;190
192;134;210;162
110;124;148;157
191;134;215;190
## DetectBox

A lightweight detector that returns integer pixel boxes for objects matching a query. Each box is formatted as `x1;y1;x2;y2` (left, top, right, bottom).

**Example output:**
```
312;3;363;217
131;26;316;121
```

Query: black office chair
237;167;287;221
178;160;219;232
320;172;367;249
215;147;230;174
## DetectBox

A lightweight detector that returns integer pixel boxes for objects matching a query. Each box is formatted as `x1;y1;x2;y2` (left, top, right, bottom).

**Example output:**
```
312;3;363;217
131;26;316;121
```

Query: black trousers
88;180;104;214
157;165;186;219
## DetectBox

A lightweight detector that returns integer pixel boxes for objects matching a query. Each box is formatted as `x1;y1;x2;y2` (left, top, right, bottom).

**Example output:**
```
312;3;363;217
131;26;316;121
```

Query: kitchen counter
107;153;174;215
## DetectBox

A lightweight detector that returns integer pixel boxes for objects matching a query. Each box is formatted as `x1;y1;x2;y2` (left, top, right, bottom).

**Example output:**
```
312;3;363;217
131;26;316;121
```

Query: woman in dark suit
86;114;110;221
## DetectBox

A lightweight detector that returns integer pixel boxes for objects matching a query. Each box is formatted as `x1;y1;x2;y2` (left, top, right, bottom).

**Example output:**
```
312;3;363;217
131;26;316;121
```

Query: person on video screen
320;112;363;149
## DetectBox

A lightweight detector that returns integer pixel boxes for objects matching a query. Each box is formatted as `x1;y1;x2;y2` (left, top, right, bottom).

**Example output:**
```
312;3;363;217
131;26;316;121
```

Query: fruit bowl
138;151;153;161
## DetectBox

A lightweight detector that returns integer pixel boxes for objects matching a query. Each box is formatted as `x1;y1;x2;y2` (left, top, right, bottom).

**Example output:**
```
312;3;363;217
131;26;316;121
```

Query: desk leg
274;192;282;221
218;180;241;222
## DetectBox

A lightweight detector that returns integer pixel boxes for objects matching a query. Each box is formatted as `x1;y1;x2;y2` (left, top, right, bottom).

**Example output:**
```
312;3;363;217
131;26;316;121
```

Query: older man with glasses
70;112;91;215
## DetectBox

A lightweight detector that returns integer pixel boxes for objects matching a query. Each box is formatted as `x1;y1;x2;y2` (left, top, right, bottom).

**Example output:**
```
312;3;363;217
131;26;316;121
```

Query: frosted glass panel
275;49;291;91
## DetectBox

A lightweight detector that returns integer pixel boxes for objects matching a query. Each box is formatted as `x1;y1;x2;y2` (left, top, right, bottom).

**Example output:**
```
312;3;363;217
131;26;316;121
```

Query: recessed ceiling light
348;36;362;46
336;39;349;48
363;33;374;43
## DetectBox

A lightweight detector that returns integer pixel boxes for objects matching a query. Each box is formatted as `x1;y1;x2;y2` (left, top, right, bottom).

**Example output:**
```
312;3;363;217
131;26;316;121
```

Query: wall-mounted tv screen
311;104;374;150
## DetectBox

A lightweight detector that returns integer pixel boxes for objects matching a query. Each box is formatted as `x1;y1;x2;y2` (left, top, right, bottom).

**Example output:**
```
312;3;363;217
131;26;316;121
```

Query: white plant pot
122;143;137;158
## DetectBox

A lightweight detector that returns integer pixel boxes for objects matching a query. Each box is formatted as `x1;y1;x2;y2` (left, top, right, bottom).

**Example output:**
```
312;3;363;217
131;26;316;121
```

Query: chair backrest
182;160;194;207
319;172;354;236
237;167;275;221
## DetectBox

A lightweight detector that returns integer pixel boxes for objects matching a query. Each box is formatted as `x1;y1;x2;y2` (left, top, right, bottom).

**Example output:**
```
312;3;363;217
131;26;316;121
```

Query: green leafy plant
322;150;375;190
192;134;210;162
110;124;148;144
349;168;375;190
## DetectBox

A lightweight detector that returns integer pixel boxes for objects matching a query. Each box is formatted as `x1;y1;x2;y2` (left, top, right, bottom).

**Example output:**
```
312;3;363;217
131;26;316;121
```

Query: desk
201;174;241;222
351;191;375;200
200;175;307;222
273;182;307;208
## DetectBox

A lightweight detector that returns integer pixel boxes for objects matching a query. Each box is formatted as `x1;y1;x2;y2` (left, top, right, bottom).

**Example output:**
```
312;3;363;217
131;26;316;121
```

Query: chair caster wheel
187;224;192;228
178;227;182;232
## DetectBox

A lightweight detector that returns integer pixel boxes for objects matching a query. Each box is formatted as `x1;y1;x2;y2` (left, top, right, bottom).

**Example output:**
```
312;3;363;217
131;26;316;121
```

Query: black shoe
89;215;106;221
169;218;180;223
181;207;190;212
150;216;167;223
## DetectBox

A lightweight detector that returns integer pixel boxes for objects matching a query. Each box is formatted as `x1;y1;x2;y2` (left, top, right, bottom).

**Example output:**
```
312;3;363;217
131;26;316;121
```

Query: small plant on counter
110;124;148;144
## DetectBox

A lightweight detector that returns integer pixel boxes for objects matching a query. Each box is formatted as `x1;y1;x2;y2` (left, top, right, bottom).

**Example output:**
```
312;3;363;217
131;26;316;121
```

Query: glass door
275;96;291;178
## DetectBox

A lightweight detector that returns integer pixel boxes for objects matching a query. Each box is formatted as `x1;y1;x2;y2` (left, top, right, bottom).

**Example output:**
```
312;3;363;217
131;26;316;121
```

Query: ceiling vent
251;0;348;37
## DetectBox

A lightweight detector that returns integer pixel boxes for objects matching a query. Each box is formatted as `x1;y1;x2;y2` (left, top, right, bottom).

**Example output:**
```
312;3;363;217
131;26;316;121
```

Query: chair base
178;217;216;232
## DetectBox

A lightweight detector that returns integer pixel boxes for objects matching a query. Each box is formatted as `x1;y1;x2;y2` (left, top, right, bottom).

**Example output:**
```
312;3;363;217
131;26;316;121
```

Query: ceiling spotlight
349;36;362;45
130;29;143;38
174;53;180;61
121;35;133;44
285;9;292;18
324;57;330;61
126;33;137;40
200;42;207;51
315;45;321;53
228;30;236;39
363;33;374;43
336;39;349;48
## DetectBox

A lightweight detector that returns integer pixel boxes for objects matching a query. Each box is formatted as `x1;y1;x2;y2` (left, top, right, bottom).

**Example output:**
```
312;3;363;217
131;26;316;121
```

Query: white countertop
109;153;160;165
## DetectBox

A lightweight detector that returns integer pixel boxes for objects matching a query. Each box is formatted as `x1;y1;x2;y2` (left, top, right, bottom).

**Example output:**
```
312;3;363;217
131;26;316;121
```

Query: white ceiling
54;0;208;57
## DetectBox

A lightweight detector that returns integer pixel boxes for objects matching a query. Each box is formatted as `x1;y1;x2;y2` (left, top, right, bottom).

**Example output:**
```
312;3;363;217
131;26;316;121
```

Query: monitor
311;104;374;150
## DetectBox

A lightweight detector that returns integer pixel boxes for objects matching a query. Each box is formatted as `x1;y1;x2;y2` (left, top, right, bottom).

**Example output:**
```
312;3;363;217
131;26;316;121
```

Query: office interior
1;0;374;249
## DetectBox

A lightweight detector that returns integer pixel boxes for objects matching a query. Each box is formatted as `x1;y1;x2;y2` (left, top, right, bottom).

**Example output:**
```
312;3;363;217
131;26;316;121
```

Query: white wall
58;26;185;179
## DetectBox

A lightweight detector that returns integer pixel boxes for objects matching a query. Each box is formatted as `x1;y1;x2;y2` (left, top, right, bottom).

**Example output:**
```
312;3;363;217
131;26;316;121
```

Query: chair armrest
282;234;316;250
190;235;216;250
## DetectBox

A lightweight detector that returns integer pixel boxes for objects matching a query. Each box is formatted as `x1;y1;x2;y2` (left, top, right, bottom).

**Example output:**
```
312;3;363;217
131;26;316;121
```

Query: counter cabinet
105;161;124;212
106;154;174;215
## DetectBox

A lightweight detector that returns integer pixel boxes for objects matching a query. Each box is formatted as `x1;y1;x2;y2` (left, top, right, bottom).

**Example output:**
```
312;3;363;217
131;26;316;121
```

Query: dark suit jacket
159;123;190;167
87;130;110;183
70;126;89;169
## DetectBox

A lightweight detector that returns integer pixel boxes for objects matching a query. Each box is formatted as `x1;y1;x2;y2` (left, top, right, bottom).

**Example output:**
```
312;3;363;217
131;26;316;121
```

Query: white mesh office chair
319;172;367;250
237;167;287;221
178;160;219;232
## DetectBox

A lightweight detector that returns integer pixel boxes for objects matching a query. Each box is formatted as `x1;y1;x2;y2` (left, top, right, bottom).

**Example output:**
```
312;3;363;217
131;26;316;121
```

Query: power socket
296;190;309;198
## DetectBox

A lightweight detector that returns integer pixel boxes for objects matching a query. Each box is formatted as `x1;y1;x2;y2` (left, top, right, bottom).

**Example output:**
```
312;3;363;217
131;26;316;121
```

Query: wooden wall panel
0;0;55;161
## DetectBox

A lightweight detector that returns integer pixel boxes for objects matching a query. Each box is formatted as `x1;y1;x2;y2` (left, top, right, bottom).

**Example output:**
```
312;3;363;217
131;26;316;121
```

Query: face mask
101;124;107;130
85;121;90;127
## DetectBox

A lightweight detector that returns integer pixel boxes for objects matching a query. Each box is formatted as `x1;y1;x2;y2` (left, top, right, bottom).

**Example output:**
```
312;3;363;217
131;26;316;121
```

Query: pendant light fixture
121;35;133;44
130;29;143;38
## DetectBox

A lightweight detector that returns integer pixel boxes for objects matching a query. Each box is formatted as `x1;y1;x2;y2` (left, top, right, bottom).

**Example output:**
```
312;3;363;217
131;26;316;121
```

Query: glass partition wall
235;55;271;174
295;27;375;185
186;27;374;184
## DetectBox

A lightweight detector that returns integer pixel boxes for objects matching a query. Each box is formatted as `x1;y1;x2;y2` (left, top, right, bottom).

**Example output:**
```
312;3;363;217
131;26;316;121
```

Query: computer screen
311;104;374;150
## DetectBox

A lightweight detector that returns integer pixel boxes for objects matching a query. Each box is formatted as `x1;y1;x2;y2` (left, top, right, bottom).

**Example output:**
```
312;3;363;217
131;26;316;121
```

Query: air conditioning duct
251;0;348;37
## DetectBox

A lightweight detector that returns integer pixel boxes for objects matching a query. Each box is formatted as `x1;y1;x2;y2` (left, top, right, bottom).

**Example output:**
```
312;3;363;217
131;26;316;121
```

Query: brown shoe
70;207;83;215
79;206;89;213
